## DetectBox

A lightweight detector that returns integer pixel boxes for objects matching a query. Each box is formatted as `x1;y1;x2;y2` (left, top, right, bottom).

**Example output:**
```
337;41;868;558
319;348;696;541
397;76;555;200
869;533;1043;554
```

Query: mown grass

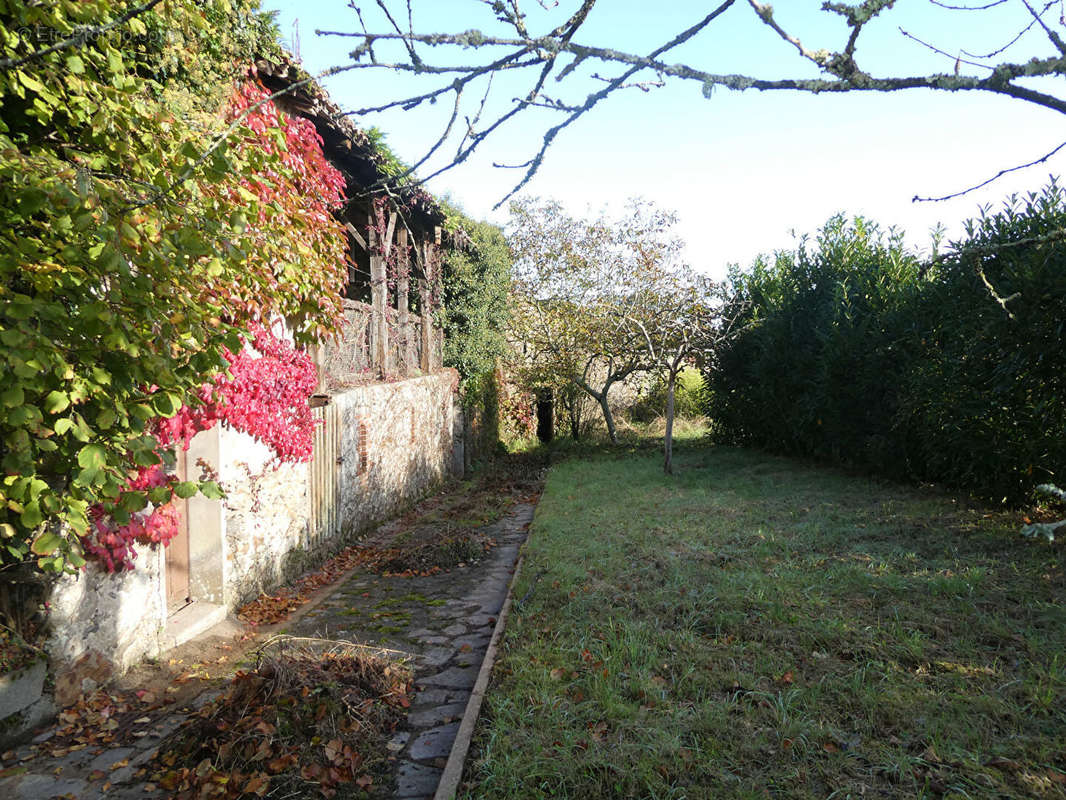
463;445;1066;799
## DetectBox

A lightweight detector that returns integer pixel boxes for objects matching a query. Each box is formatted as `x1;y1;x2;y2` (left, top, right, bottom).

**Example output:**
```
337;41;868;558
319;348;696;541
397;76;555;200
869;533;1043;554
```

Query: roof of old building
252;57;448;238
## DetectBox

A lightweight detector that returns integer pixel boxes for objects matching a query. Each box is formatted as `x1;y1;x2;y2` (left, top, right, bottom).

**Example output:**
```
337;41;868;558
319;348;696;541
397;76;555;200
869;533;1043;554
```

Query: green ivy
438;203;512;457
0;0;342;574
440;204;512;394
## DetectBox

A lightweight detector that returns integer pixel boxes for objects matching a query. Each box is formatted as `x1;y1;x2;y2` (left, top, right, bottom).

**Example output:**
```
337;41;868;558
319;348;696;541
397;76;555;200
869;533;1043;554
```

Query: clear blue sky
262;0;1065;276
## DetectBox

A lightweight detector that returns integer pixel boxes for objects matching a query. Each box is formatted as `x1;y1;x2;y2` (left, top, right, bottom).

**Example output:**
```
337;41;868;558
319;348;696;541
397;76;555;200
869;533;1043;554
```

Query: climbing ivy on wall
440;209;511;392
439;206;512;454
87;324;319;573
0;1;348;575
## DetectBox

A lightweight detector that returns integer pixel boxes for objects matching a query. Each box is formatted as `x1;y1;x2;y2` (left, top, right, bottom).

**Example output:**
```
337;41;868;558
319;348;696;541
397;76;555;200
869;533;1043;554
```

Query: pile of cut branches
153;641;411;799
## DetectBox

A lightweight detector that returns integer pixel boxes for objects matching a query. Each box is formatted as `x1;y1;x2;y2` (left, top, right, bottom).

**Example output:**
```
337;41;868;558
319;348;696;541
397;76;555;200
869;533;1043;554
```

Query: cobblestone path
0;501;533;800
287;502;533;798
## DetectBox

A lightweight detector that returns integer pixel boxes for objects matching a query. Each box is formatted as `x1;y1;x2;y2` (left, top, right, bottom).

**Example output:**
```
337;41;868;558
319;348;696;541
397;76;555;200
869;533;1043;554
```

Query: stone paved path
0;502;532;800
0;688;219;800
287;502;533;799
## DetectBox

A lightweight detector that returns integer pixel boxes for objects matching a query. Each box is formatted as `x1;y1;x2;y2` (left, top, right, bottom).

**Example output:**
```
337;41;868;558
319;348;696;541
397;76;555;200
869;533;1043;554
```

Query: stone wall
43;370;463;686
218;430;309;608
334;370;460;537
46;544;166;676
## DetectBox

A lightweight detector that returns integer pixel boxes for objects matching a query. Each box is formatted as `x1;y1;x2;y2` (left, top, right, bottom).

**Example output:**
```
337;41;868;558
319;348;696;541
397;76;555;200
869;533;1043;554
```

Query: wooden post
368;208;388;374
396;227;411;376
419;238;433;373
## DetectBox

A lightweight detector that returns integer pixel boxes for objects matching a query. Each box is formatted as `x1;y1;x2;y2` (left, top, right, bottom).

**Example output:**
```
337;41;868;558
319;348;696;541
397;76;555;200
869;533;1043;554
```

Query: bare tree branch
311;1;1066;202
913;139;1066;202
486;0;737;206
374;0;424;67
749;1;829;68
961;1;1055;59
899;26;996;71
1020;0;1066;55
321;28;1066;111
928;0;1008;9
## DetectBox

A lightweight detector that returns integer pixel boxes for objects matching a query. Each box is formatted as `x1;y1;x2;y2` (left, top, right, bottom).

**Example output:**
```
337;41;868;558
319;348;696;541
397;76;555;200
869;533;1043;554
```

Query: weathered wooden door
165;448;191;613
309;401;342;547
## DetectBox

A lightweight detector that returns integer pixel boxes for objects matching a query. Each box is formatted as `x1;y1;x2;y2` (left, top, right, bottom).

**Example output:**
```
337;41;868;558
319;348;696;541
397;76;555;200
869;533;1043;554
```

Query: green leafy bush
707;183;1066;503
630;368;706;423
0;1;346;574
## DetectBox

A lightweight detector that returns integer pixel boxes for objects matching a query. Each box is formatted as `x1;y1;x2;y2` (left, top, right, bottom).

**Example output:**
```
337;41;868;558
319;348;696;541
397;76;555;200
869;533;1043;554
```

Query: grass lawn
463;443;1065;799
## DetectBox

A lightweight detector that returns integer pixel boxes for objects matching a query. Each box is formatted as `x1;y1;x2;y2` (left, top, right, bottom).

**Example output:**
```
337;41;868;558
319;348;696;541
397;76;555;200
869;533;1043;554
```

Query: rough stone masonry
42;370;464;703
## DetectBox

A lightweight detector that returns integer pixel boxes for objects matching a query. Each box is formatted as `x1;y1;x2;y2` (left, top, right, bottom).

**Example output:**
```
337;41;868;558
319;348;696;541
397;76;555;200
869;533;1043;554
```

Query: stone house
37;58;470;710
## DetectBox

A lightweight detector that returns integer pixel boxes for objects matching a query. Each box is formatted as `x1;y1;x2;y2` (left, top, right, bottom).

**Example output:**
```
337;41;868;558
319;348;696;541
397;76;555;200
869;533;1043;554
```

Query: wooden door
165;448;191;613
309;401;341;548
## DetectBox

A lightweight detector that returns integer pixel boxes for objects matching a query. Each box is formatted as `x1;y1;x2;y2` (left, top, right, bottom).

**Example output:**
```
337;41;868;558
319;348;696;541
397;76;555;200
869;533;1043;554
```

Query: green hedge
707;183;1066;503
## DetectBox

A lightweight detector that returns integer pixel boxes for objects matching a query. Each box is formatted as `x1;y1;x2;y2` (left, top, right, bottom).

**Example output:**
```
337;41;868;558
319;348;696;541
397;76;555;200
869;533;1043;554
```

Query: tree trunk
574;372;627;445
598;392;618;444
568;399;581;441
664;369;676;475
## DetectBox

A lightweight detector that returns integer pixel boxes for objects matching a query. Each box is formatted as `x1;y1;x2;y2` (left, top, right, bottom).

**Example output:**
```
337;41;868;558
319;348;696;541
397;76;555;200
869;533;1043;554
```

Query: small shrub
0;628;41;674
630;368;706;423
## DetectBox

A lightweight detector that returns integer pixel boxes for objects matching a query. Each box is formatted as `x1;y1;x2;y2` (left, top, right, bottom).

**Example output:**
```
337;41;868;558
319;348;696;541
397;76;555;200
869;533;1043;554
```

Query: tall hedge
707;183;1066;503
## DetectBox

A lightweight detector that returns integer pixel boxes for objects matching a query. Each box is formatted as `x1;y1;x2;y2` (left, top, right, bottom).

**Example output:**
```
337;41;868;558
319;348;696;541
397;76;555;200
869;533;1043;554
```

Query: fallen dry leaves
236;449;544;628
236;546;373;626
152;646;412;799
237;534;497;626
18;686;170;758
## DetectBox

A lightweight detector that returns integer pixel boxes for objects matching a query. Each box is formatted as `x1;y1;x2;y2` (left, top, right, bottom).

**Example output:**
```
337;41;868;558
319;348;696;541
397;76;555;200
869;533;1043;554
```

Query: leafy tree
508;198;678;443
619;265;724;474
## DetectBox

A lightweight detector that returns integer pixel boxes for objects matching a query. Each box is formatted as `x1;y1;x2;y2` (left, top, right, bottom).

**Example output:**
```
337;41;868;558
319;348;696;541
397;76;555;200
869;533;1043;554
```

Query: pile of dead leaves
152;644;411;799
237;546;375;626
374;531;497;576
